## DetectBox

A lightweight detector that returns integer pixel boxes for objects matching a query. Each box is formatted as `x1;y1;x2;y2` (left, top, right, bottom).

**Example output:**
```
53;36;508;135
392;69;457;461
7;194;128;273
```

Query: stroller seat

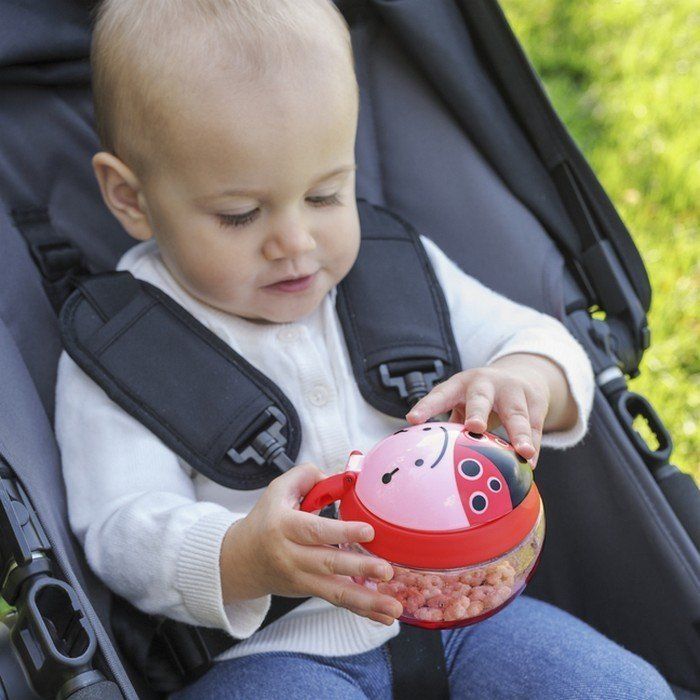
0;0;698;697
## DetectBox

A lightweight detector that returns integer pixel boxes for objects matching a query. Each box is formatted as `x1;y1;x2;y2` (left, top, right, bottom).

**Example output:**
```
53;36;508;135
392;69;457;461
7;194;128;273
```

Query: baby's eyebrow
309;164;357;186
195;164;356;203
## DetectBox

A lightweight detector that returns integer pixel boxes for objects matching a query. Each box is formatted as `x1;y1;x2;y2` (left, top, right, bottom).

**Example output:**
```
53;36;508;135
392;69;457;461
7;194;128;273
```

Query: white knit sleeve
420;235;594;449
54;352;270;639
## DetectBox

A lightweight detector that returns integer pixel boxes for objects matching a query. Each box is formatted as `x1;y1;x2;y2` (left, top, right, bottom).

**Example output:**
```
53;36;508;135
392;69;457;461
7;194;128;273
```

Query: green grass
500;0;699;481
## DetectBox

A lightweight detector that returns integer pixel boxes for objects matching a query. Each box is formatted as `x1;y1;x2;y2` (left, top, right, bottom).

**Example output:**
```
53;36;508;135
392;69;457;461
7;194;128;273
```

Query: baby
55;0;673;697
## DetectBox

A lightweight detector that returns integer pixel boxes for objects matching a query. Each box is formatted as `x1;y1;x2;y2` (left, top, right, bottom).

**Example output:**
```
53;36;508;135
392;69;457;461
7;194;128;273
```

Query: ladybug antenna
428;426;449;468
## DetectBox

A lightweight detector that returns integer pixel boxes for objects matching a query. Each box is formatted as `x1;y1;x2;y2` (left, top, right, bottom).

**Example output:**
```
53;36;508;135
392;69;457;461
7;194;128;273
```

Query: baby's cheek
324;221;360;283
167;247;252;310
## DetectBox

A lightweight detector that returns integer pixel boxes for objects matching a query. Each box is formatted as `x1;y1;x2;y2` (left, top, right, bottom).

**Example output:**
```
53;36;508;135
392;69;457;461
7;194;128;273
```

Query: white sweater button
277;327;300;342
308;384;330;406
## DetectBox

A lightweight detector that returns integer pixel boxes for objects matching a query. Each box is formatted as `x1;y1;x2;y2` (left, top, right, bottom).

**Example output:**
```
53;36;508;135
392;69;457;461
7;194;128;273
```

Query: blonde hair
91;0;356;173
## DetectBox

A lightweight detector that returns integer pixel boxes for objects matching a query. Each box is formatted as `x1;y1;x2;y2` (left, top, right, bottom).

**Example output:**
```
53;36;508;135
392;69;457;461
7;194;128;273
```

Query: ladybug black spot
459;459;482;478
415;459;424;466
465;444;533;508
516;453;528;464
471;494;487;512
488;478;501;492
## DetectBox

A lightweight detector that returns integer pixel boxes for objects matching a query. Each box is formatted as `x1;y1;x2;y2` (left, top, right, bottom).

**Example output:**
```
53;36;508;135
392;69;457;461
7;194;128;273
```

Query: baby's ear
92;152;154;241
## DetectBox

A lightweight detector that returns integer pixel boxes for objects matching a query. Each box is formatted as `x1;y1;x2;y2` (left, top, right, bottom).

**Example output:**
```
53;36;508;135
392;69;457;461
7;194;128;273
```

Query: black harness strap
11;207;90;314
338;202;461;415
389;626;450;700
60;272;301;490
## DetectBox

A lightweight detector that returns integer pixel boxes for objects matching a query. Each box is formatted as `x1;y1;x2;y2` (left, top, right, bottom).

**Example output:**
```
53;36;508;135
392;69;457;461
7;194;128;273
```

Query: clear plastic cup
341;508;545;629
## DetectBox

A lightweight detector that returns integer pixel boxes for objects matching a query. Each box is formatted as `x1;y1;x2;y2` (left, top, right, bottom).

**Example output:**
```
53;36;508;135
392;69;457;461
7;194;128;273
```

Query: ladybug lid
339;423;541;568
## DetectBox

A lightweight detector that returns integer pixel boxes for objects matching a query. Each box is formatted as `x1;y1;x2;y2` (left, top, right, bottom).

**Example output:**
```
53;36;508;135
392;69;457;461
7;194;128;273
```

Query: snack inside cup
342;507;544;628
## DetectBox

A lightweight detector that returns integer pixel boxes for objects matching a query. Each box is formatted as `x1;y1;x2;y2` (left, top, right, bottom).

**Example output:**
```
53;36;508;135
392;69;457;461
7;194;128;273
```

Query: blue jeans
172;596;673;699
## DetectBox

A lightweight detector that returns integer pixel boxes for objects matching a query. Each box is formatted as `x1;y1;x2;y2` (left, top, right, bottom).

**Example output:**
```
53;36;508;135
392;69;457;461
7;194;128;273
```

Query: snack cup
301;422;545;629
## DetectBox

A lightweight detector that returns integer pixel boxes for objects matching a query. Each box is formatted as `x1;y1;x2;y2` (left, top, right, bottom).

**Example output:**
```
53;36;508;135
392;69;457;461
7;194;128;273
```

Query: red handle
300;471;357;512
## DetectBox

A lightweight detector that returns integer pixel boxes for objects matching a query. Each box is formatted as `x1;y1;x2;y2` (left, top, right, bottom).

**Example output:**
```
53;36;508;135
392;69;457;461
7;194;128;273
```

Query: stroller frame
0;0;698;697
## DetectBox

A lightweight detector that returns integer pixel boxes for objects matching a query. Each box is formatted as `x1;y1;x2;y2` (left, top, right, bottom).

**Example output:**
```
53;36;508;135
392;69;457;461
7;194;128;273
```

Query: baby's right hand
220;463;403;626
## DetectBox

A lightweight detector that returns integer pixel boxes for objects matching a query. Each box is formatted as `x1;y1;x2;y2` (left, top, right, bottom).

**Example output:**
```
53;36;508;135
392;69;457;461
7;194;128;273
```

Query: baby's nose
263;226;317;260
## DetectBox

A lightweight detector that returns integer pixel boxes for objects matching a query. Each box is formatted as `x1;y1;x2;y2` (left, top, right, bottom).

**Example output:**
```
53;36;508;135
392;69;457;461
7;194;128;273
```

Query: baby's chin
207;290;327;324
252;295;326;324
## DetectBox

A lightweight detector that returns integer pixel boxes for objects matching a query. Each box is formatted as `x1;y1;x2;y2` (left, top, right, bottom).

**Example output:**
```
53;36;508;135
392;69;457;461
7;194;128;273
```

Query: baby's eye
217;209;259;228
306;193;342;207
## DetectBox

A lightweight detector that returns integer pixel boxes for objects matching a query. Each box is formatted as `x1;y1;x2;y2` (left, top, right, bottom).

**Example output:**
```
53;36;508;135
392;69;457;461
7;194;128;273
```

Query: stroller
0;0;698;697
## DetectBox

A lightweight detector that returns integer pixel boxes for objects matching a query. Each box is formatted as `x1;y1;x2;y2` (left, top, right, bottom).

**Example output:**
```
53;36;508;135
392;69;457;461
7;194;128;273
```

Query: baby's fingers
525;390;547;467
495;386;535;458
285;510;374;547
348;606;397;626
293;542;393;582
304;573;403;620
406;373;469;423
462;380;496;434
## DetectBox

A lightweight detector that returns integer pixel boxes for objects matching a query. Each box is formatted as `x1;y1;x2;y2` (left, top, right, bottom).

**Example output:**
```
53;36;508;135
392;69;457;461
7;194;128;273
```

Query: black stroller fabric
0;0;698;697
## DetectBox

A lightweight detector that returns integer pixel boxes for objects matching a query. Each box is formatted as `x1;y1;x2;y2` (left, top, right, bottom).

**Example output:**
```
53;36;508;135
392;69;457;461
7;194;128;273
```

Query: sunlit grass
500;0;699;481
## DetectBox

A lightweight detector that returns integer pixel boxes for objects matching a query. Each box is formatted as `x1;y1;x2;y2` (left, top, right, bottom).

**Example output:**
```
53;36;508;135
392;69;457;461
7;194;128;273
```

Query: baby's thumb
276;462;325;503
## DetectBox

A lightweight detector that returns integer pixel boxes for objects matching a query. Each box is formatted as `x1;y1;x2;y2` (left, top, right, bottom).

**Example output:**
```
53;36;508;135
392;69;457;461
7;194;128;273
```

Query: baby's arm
56;353;401;637
413;236;595;464
56;352;261;636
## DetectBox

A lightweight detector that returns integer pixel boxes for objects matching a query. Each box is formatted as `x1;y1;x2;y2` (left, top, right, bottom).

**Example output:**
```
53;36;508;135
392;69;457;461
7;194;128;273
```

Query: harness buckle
227;406;295;473
155;619;213;684
379;359;445;408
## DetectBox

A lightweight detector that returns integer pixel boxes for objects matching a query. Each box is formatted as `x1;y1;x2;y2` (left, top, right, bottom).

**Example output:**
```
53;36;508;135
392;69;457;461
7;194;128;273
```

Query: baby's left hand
405;354;554;466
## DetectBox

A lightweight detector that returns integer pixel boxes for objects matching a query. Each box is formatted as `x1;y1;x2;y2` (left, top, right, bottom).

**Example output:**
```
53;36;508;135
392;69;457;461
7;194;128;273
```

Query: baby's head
91;0;360;323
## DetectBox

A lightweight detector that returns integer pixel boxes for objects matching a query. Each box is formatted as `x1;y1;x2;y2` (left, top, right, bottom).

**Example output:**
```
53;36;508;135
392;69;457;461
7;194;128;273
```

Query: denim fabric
172;596;674;699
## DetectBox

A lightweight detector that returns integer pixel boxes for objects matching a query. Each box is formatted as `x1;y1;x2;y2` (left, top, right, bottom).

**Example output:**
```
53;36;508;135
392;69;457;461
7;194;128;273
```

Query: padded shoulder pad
337;201;461;417
59;272;301;489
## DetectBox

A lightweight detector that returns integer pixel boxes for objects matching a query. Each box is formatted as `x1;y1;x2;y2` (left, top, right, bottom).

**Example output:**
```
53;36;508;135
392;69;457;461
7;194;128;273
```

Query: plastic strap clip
379;359;445;408
227;406;294;473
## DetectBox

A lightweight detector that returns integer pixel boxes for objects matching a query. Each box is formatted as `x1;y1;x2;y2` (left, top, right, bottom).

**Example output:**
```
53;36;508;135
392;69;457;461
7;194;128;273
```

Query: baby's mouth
263;272;318;293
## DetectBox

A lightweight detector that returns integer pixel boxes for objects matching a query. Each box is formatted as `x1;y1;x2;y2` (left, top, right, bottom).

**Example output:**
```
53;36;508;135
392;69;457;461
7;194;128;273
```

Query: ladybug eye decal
393;429;408;435
488;477;502;492
466;431;486;441
470;492;488;513
414;459;424;466
458;458;482;480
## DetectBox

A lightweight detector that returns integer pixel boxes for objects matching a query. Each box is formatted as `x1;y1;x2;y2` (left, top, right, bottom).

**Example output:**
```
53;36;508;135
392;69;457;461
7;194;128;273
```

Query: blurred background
501;0;699;482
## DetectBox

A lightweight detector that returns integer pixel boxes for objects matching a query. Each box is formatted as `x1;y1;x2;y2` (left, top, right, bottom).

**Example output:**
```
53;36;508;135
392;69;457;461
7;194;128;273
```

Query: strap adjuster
379;359;445;408
29;239;85;282
11;207;89;313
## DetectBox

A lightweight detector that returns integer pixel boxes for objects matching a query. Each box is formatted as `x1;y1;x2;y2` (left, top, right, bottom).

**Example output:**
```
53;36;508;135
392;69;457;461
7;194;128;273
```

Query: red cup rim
339;484;542;569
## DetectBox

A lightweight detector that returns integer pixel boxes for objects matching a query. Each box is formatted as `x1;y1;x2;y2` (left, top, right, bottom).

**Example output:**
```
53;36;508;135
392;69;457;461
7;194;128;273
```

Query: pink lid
351;422;533;532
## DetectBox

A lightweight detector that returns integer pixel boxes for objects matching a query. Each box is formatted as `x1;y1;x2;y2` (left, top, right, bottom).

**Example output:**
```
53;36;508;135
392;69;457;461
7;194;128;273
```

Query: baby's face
138;69;360;323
